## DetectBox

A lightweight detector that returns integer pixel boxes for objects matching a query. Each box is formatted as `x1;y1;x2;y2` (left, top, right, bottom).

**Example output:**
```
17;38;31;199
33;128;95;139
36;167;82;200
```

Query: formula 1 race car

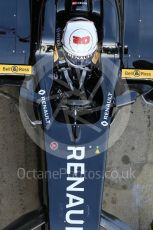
1;0;153;230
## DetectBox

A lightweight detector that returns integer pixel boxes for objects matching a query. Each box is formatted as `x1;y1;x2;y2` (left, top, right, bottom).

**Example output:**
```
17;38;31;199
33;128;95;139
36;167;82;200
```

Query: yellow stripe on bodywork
122;69;153;80
0;65;33;75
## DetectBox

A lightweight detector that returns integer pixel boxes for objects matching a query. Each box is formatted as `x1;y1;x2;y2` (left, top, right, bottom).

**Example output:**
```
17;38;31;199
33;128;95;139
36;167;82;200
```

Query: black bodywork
1;0;153;230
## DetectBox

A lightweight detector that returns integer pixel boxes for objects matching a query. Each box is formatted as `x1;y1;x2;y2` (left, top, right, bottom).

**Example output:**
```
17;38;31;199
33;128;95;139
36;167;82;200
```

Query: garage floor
0;88;40;228
103;97;153;230
0;87;153;230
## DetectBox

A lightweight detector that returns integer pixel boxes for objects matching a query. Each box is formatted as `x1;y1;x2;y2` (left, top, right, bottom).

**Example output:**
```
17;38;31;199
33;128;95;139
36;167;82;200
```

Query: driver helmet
62;17;98;67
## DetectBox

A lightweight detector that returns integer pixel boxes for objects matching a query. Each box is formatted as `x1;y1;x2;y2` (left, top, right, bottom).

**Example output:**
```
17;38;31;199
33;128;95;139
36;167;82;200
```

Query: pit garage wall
124;0;153;69
0;0;31;64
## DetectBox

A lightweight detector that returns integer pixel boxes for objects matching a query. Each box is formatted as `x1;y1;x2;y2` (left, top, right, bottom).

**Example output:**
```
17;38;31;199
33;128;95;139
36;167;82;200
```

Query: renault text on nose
65;147;85;230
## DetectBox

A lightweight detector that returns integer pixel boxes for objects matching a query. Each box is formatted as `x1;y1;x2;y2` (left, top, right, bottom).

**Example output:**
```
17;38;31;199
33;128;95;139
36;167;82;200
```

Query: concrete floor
0;88;40;228
0;88;153;229
103;97;153;230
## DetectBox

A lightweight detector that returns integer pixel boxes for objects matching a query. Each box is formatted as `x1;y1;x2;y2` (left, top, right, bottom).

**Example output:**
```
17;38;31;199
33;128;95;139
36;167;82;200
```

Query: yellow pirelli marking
0;65;32;75
122;69;153;79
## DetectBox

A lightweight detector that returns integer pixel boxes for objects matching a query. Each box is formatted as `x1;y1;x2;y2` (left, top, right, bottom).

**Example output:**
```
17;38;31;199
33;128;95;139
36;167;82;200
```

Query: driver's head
62;18;98;67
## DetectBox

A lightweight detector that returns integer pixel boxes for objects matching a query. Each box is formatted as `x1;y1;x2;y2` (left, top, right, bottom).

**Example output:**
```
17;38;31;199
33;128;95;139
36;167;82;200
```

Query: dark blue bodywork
1;1;153;230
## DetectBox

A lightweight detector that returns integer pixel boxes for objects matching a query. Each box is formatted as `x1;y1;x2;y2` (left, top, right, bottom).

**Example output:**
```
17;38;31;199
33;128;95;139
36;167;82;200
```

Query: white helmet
62;18;98;67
